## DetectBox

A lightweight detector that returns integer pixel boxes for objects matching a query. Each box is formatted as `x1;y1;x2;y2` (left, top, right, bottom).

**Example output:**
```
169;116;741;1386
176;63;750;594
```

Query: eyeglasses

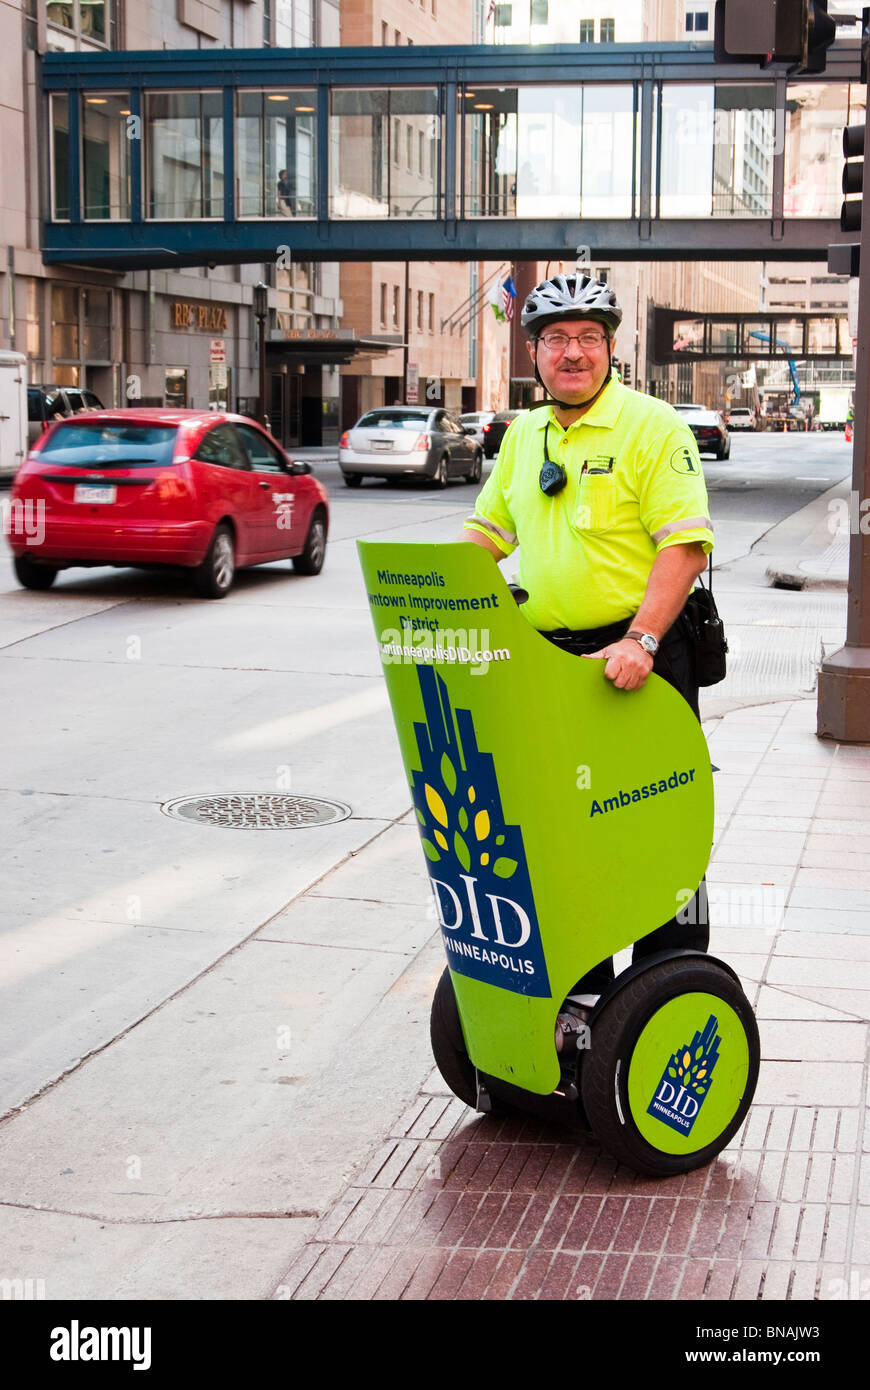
538;331;608;352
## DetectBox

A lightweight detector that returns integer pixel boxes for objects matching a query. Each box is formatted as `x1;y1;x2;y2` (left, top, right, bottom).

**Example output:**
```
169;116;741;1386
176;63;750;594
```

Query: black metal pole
257;312;266;430
817;86;870;742
403;260;410;402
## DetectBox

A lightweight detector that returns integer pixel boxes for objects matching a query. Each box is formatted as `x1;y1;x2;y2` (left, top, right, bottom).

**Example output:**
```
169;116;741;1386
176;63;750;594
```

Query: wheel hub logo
411;666;550;997
647;1014;721;1135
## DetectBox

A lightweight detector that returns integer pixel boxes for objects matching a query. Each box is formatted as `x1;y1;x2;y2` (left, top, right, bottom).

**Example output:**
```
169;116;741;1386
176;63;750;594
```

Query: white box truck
0;351;28;481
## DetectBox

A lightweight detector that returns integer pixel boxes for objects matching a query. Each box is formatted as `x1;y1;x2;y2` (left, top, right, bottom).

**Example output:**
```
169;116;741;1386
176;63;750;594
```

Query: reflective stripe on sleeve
651;517;713;544
465;516;518;546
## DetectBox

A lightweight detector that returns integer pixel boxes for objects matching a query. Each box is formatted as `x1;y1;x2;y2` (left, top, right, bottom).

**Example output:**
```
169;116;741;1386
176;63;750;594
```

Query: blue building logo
646;1014;721;1135
410;666;550;998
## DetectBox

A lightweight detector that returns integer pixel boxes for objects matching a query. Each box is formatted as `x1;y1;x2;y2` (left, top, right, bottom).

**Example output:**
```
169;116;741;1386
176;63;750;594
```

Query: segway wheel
580;956;759;1177
430;967;478;1108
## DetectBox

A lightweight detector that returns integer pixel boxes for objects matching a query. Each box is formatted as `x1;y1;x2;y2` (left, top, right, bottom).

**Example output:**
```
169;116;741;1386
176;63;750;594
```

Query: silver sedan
339;406;483;488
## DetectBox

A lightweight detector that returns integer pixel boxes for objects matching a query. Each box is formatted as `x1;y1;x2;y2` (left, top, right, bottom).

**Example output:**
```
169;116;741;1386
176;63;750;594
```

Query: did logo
647;1014;721;1136
411;666;550;997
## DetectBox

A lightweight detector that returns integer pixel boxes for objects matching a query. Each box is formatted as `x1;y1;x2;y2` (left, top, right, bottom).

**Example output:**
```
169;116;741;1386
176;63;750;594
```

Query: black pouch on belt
682;554;728;687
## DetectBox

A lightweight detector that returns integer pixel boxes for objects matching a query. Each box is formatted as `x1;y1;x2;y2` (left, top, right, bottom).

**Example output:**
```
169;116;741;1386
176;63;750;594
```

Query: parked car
339;406;483;487
27;385;104;445
673;403;707;413
678;407;731;459
458;411;494;449
7;409;328;598
726;407;759;432
481;409;522;458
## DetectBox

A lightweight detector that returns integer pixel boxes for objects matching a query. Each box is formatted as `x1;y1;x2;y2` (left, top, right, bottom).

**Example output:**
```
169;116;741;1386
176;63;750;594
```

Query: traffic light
714;0;838;74
622;361;632;386
842;123;864;233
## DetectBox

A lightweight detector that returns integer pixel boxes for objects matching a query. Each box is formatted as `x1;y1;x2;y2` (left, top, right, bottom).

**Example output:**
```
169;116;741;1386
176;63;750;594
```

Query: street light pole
817;80;870;742
253;281;269;431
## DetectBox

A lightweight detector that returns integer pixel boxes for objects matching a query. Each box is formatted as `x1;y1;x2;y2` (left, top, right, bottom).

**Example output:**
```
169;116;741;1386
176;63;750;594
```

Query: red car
6;409;329;598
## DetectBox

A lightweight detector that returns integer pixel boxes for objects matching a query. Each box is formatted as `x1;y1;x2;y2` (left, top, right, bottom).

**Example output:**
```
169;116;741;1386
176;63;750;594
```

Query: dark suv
482;409;522;458
28;386;104;445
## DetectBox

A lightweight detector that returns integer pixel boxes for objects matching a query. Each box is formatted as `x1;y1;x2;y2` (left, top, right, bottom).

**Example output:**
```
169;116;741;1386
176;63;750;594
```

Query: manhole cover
161;793;352;829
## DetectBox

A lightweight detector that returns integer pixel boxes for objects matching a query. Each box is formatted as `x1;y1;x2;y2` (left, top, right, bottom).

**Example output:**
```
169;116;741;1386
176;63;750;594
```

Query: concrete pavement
272;702;870;1302
0;438;866;1302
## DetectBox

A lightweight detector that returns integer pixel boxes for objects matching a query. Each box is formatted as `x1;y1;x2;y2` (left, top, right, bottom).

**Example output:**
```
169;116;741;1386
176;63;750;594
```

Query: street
0;430;854;1298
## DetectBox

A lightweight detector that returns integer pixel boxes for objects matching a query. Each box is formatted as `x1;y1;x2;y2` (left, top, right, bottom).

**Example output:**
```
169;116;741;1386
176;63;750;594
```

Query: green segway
359;540;759;1178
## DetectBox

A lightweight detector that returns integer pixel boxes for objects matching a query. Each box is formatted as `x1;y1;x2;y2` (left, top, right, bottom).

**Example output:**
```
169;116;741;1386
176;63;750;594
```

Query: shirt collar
532;376;626;433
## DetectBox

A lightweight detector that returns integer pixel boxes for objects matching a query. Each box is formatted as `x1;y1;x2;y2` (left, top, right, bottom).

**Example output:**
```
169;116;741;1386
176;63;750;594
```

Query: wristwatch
625;630;659;656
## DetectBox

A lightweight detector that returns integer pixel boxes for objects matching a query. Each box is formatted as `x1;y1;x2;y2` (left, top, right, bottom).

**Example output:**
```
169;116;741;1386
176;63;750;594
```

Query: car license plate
372;439;393;451
74;484;116;504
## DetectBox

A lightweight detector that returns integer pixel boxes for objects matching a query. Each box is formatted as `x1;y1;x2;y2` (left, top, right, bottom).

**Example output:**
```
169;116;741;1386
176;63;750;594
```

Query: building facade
1;1;855;437
3;0;346;446
335;0;510;424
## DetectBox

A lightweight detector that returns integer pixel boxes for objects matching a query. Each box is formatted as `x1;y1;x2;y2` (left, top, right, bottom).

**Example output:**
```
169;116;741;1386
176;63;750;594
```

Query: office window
382;20;388;43
148;91;224;219
579;18;594;42
600;18;615;41
380;282;387;327
47;0;109;47
531;0;548;23
395;28;401;43
393;285;400;327
276;0;313;46
417;290;424;329
331;86;440;219
82;92;131;219
494;4;512;25
686;11;710;32
418;130;425;174
429;293;434;331
51;93;71;219
236;89;316;218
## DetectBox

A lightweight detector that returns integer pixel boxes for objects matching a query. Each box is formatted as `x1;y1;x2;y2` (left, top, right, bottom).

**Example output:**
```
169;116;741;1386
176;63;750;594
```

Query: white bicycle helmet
521;273;623;337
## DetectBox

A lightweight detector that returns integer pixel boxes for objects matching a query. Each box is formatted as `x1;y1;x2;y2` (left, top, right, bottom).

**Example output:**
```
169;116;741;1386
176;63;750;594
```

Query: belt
540;611;692;656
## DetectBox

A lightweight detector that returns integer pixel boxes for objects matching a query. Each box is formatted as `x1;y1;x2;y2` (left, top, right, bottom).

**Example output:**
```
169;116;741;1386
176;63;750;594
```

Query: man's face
526;317;612;405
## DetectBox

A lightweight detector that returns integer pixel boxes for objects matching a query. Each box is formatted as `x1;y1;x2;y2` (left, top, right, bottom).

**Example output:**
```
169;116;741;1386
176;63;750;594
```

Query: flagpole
508;261;516;408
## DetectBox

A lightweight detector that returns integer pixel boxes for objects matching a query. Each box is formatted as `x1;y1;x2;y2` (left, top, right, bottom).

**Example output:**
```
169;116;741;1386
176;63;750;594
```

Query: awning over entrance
266;329;404;366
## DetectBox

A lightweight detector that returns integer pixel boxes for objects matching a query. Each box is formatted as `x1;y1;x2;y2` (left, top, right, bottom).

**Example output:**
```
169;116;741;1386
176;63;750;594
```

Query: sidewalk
273;698;870;1301
762;477;850;591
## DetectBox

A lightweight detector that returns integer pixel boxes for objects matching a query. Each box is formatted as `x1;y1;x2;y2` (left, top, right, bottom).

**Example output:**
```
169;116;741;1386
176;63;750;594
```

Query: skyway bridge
41;40;864;270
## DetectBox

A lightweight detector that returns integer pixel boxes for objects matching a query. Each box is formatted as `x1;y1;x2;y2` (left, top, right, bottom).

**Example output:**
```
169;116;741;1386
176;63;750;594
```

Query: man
462;273;713;1035
277;169;293;216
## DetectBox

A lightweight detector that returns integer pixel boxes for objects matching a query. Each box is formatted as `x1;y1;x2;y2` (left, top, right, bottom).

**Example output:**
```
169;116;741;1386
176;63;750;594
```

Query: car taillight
482;423;491;432
413;433;430;451
156;475;192;502
339;431;350;449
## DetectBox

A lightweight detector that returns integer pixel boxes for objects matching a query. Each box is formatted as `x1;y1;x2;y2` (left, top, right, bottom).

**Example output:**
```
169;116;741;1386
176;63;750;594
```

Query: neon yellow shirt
464;379;714;631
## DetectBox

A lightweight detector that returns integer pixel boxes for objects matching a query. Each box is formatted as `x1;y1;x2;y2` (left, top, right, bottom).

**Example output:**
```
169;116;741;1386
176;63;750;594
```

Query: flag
487;1;496;19
502;276;517;321
489;275;506;322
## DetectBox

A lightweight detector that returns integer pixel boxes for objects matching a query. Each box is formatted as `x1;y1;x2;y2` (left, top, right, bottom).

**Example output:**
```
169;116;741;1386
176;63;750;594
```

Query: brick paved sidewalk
274;701;870;1301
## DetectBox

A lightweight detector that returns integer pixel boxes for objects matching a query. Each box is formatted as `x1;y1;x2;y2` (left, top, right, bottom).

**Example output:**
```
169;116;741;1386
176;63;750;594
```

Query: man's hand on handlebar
582;637;654;691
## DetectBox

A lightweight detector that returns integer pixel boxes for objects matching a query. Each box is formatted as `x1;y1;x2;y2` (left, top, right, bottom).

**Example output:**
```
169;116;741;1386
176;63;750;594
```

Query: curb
764;565;847;592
